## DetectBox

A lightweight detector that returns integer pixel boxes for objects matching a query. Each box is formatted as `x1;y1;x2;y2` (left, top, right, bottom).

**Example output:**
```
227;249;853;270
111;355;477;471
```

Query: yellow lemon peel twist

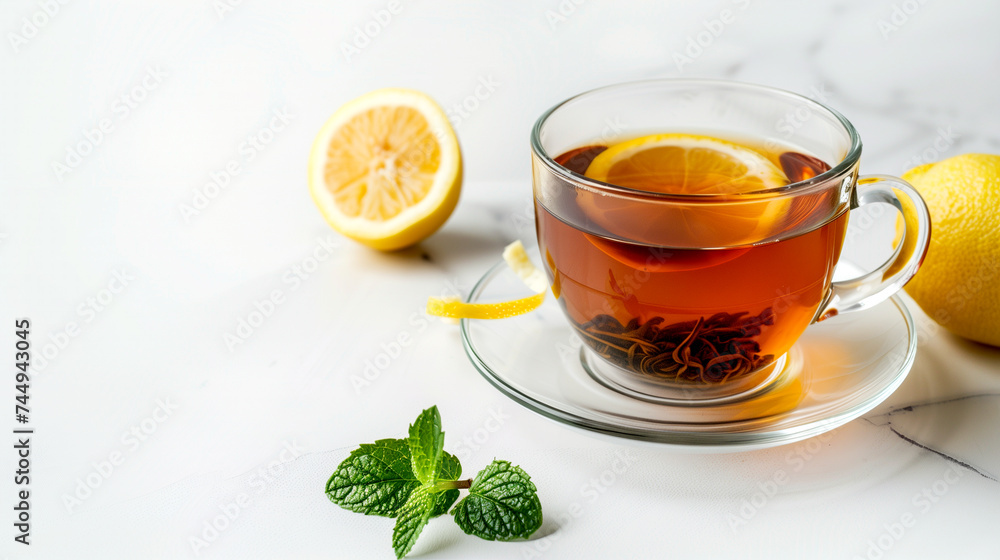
426;241;547;320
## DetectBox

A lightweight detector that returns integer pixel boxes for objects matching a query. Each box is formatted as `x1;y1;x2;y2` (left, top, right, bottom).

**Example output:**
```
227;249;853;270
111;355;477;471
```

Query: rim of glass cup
530;78;863;201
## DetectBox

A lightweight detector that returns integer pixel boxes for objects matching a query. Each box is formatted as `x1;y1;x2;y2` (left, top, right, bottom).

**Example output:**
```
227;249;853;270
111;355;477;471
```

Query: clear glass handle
815;175;931;321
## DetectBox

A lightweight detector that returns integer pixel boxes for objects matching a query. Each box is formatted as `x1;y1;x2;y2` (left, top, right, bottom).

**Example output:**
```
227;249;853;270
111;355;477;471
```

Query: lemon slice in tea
578;133;793;250
585;133;788;194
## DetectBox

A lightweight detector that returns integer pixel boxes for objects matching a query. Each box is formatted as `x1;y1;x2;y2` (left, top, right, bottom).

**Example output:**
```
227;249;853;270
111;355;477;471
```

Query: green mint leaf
325;438;420;517
431;488;459;518
430;451;462;517
437;448;462;480
325;434;462;518
392;485;435;559
451;460;542;541
408;406;444;485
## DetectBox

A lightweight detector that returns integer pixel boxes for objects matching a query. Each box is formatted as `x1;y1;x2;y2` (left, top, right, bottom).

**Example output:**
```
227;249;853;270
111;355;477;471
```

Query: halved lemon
308;88;462;251
577;133;792;248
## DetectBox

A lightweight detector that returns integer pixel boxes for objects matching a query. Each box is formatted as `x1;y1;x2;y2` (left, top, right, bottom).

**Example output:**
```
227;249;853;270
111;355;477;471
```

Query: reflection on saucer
461;247;918;452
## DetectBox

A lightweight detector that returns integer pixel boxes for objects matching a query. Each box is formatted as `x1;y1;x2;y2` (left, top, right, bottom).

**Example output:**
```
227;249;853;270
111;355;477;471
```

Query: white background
2;1;1000;559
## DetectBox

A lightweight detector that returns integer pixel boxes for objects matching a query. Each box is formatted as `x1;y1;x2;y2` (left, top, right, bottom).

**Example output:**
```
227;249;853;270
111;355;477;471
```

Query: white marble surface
2;1;1000;559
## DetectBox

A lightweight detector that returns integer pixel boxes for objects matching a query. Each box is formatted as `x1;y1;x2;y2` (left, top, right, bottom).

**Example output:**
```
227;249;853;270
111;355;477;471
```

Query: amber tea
535;133;847;388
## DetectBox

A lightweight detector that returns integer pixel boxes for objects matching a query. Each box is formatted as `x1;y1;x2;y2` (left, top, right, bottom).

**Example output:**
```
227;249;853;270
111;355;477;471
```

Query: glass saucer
460;249;917;452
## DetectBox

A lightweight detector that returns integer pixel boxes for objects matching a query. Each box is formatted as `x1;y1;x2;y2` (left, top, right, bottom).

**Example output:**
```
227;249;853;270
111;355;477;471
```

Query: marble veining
866;394;1000;481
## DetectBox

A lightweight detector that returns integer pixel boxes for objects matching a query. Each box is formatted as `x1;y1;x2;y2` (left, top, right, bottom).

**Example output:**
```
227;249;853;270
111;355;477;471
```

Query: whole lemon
902;153;1000;346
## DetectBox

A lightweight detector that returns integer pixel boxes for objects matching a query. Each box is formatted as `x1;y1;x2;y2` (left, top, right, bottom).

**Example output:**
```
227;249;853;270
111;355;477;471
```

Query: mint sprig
325;406;542;558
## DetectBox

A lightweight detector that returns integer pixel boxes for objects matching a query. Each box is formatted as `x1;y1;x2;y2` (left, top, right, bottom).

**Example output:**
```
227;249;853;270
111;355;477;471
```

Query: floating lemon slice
584;133;788;194
578;133;793;247
308;88;462;251
427;241;546;320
